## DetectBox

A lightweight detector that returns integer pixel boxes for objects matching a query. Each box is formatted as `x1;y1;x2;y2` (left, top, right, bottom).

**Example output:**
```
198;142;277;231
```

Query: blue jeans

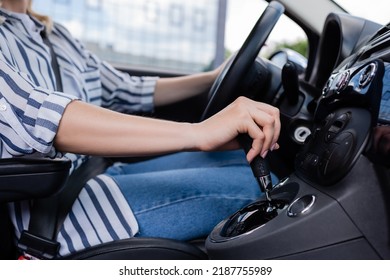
105;150;274;241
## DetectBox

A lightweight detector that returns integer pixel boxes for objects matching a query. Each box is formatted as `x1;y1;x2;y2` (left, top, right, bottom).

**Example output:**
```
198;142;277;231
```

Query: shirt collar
0;8;45;33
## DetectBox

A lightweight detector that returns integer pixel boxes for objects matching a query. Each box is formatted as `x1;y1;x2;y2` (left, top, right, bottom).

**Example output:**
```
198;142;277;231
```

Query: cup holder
220;199;288;238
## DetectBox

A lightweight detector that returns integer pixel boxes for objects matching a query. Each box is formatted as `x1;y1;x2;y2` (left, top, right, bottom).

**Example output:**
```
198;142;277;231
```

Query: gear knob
238;134;274;201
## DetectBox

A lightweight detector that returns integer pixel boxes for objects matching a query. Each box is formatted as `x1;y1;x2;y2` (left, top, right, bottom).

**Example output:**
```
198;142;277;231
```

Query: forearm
154;70;217;106
54;101;197;157
54;97;280;163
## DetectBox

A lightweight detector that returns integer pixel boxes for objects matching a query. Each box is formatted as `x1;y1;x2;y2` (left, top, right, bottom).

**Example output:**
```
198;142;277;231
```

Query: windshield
334;0;389;25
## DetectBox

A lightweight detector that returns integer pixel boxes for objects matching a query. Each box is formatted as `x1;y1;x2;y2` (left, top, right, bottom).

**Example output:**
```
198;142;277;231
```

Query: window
144;1;159;23
169;4;184;26
33;0;224;73
54;0;70;4
32;0;306;73
225;0;308;59
86;0;102;10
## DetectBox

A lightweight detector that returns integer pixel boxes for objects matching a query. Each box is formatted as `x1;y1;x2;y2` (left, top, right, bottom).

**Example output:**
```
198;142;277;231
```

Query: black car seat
0;157;207;260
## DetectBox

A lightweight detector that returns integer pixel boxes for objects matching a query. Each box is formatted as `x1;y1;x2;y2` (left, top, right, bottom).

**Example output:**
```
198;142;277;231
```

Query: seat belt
18;157;110;259
54;157;111;235
18;30;111;259
17;30;65;260
41;30;63;92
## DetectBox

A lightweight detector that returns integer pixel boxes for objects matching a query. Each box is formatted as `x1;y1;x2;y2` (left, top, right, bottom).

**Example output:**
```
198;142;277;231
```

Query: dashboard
294;21;390;185
318;21;390;125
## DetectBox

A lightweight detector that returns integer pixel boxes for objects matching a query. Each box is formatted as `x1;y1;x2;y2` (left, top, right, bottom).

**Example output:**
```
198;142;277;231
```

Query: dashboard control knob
336;71;350;92
359;62;377;89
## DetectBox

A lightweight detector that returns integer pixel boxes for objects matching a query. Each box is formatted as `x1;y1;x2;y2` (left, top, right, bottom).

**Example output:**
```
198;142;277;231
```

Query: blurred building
32;0;227;73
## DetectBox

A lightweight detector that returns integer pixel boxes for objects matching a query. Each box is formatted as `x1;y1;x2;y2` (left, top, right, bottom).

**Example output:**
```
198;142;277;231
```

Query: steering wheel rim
201;1;285;121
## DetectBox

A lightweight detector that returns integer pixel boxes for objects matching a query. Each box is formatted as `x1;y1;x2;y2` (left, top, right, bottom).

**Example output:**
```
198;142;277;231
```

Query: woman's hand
193;96;280;162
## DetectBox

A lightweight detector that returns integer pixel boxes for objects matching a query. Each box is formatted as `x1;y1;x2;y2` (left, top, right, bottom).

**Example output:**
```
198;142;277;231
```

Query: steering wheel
201;1;285;121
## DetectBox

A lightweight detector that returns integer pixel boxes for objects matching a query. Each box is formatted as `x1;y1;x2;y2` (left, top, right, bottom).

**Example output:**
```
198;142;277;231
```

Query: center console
206;50;390;259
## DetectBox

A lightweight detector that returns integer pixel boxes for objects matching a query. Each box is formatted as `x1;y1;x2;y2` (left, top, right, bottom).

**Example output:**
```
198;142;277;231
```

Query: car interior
1;0;390;260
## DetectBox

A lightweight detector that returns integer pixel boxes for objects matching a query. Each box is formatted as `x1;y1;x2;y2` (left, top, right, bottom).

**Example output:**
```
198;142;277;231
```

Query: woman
0;0;280;257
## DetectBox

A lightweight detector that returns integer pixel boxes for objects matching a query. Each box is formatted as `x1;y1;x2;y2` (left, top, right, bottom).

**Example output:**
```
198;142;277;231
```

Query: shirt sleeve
99;60;159;114
0;55;78;157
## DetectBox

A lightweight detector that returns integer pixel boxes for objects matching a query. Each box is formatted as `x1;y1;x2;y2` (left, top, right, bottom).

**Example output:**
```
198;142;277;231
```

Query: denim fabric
105;150;277;241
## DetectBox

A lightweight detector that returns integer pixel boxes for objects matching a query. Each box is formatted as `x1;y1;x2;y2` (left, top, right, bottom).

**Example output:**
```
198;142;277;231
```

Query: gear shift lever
238;134;274;203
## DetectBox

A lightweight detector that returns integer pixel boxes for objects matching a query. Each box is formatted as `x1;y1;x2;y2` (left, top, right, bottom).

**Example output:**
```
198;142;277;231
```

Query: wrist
185;122;205;152
209;68;219;83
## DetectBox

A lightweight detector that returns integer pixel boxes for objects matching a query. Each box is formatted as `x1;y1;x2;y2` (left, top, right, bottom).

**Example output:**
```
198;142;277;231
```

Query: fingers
232;97;280;160
253;102;281;150
245;119;266;162
196;96;280;161
249;106;279;156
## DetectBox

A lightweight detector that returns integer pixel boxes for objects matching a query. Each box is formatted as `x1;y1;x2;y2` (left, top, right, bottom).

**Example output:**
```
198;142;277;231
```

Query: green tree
273;39;308;57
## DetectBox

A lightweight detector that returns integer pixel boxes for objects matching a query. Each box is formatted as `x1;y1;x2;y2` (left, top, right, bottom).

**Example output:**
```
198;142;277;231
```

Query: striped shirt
0;9;158;256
